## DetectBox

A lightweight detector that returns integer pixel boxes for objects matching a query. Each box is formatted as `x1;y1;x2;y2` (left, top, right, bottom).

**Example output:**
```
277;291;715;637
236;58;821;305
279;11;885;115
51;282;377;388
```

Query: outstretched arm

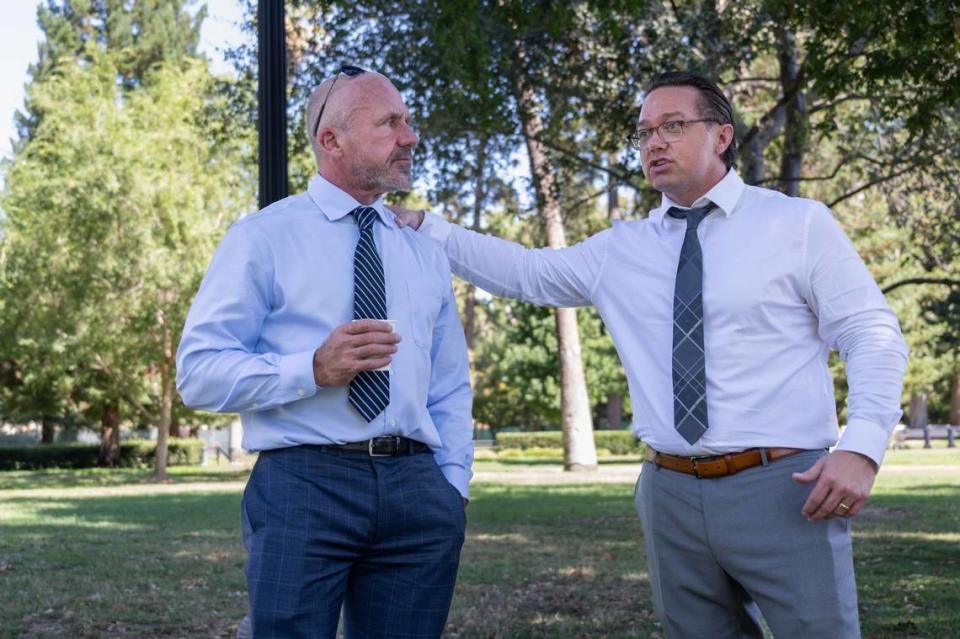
390;205;610;308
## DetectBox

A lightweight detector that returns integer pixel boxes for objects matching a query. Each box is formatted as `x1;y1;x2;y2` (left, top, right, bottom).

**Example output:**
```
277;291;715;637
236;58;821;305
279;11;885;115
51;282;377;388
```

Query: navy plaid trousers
241;445;466;638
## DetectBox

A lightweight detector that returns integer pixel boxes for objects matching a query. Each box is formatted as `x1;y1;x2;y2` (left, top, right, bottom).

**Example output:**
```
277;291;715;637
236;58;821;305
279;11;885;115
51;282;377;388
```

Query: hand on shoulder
387;204;425;230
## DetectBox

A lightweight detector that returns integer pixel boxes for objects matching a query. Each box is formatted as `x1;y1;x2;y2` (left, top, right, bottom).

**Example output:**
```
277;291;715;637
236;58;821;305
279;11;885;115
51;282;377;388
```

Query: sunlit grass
0;450;957;638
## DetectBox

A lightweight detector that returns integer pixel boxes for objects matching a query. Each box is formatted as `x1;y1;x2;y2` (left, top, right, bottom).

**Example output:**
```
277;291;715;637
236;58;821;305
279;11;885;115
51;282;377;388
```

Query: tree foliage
0;50;249;469
16;0;206;145
253;0;960;430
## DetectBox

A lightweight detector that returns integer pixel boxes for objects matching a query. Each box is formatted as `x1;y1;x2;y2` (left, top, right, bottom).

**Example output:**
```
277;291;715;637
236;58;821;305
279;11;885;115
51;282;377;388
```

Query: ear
715;122;734;157
318;128;344;158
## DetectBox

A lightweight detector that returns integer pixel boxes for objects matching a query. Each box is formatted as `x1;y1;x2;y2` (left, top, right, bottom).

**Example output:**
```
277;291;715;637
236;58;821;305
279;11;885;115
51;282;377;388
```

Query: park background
0;1;958;637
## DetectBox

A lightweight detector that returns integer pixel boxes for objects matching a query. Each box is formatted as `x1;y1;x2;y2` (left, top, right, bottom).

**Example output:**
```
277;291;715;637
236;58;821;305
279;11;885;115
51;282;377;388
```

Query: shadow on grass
1;472;958;638
851;490;960;639
0;466;251;491
442;483;661;638
902;483;960;493
0;492;247;639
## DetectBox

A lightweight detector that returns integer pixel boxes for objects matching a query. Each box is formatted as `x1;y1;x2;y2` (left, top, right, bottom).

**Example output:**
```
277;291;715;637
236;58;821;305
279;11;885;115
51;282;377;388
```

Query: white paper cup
353;319;397;371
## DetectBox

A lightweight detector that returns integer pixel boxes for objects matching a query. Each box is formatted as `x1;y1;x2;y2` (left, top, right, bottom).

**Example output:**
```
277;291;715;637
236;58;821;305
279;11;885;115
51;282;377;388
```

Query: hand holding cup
312;319;400;386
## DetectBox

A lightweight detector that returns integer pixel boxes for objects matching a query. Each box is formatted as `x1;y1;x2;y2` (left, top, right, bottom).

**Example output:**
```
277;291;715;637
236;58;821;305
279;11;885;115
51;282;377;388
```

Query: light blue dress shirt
176;174;474;497
421;170;908;466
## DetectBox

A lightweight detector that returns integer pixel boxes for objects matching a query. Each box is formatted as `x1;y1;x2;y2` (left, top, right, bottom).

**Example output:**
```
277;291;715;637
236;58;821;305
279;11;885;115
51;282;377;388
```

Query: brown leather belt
645;446;806;478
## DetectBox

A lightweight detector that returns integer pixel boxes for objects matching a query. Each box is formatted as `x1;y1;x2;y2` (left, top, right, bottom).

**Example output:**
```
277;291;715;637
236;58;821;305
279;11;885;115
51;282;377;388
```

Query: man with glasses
393;71;907;637
177;67;472;639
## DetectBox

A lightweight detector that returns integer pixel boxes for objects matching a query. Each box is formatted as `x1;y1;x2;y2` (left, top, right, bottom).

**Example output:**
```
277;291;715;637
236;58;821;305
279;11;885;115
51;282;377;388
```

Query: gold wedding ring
837;502;850;511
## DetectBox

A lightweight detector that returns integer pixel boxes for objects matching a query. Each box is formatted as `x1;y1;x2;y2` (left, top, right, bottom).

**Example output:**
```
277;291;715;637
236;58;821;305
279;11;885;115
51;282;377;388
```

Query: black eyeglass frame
311;64;367;139
627;118;720;150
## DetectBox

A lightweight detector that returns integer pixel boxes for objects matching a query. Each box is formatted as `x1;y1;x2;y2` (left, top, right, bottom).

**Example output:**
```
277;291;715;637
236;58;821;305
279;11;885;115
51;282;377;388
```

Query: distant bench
889;424;958;449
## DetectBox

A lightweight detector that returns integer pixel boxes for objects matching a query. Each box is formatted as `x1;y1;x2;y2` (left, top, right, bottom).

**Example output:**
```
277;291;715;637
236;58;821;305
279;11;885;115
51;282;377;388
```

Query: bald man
177;67;473;639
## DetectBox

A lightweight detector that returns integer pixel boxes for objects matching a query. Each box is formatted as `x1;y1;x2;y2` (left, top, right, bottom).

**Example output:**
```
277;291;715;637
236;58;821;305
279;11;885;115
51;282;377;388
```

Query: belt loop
723;454;735;475
759;448;769;465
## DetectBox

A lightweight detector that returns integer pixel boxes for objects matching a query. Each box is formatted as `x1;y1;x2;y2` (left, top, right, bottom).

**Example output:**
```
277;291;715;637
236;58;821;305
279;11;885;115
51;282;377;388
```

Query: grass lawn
0;448;957;638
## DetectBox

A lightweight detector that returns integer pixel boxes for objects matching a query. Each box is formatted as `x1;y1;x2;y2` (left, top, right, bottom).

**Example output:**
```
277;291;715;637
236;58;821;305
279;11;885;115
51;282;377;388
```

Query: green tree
2;0;214;451
0;50;249;474
16;0;205;146
233;0;960;438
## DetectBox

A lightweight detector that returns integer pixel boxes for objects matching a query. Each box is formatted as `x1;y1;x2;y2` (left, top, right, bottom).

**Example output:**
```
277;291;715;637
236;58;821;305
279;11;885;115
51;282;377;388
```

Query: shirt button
297;387;306;397
388;418;396;427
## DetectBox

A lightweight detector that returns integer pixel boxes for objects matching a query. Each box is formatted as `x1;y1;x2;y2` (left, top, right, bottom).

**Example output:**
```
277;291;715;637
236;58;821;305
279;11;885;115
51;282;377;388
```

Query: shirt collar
649;169;745;227
307;173;397;229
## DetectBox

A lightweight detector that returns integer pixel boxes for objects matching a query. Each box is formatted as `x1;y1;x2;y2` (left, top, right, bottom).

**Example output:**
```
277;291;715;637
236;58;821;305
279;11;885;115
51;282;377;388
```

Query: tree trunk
605;153;623;431
464;140;487;353
229;419;244;463
909;392;931;448
949;367;960;427
153;321;174;481
606;392;623;430
464;285;477;353
777;26;807;197
98;402;120;467
698;0;725;79
41;416;55;444
512;69;597;471
607;154;622;222
168;396;179;437
738;104;785;187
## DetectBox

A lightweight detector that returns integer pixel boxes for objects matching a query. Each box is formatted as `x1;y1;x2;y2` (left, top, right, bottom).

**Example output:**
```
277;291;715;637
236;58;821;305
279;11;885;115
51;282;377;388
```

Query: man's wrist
838;449;879;473
312;347;327;386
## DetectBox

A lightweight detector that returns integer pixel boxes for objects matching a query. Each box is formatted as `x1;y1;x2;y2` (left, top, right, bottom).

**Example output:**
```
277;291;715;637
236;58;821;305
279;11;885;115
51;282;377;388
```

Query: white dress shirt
177;174;474;497
419;169;908;465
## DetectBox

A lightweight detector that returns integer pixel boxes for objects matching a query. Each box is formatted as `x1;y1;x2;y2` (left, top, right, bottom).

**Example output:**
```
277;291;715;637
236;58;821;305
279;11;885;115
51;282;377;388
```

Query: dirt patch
855;505;911;521
446;572;661;638
473;464;642;486
4;481;248;499
22;610;241;639
878;465;959;474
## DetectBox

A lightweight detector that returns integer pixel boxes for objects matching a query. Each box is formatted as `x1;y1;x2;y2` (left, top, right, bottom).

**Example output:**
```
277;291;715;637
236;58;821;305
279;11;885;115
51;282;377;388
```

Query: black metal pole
258;0;288;209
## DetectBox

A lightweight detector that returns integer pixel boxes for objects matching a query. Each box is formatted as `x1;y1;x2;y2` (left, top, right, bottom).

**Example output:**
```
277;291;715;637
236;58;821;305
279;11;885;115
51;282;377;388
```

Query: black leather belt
320;436;431;457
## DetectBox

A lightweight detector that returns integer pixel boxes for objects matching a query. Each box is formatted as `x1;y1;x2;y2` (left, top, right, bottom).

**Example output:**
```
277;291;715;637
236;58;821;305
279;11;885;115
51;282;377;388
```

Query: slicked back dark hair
644;71;736;169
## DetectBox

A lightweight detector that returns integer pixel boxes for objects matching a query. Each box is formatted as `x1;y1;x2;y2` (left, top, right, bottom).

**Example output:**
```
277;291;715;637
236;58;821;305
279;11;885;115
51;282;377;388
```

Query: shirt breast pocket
405;281;442;350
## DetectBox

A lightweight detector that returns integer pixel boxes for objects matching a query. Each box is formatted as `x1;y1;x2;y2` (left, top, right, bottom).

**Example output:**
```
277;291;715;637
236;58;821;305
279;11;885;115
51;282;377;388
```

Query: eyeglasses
627;118;719;150
311;64;366;139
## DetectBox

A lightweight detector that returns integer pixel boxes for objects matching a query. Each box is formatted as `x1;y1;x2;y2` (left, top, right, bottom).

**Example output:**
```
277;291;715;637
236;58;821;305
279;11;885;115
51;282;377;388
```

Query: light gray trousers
635;449;861;639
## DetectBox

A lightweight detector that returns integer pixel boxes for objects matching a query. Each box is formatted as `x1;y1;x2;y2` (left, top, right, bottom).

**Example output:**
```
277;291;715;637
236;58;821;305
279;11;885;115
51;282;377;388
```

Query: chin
647;175;671;194
390;172;413;191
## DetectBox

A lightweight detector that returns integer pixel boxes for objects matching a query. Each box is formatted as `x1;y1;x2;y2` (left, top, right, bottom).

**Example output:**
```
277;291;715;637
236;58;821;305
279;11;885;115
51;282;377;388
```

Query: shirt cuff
278;349;319;401
421;212;454;242
437;462;471;500
835;417;892;468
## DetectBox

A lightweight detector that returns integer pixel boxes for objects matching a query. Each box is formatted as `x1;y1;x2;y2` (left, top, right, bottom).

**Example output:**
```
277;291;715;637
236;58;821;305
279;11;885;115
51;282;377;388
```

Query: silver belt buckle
368;436;397;457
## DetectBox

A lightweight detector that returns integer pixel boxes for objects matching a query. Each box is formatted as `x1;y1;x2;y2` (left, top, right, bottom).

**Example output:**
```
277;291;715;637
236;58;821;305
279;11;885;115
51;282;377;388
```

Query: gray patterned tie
348;206;390;422
668;202;716;444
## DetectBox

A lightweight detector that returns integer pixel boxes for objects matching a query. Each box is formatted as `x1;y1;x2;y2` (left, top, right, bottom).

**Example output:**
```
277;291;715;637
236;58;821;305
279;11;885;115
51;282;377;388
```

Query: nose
645;129;668;152
399;121;418;148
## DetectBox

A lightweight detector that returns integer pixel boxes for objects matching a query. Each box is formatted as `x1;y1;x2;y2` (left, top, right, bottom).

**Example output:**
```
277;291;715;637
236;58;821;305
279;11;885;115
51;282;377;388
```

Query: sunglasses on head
311;65;367;139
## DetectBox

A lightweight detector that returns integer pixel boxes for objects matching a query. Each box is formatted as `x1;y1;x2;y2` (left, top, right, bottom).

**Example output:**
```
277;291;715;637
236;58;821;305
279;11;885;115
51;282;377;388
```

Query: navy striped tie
668;202;716;444
348;206;390;422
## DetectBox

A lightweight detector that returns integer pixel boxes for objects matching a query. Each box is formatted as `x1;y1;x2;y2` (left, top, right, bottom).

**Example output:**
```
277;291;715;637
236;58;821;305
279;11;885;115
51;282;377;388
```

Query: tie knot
667;202;716;230
352;206;379;231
